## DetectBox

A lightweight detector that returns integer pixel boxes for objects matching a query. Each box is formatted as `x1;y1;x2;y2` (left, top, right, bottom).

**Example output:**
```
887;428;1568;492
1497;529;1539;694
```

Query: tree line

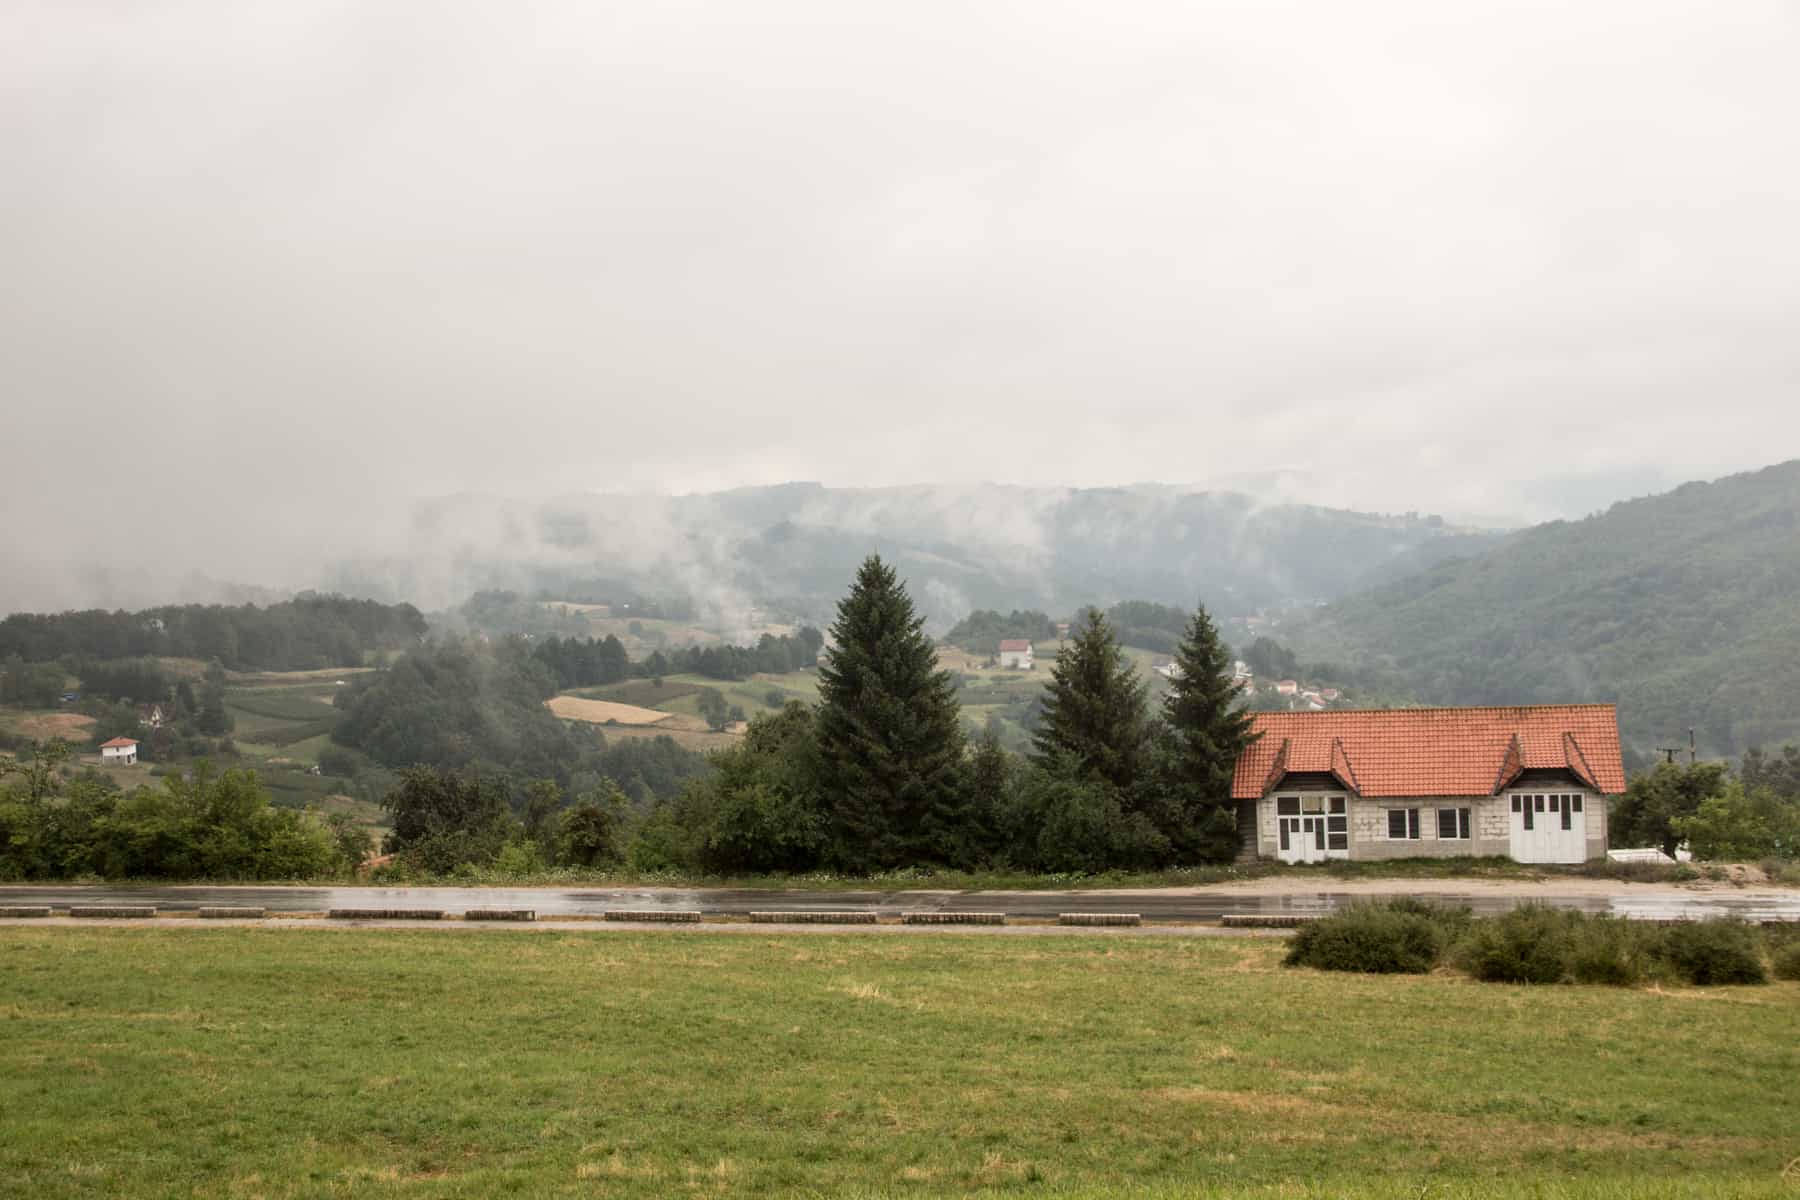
528;627;822;689
945;601;1219;659
0;744;364;880
0;594;426;671
1611;747;1800;862
360;557;1257;877
558;557;1258;875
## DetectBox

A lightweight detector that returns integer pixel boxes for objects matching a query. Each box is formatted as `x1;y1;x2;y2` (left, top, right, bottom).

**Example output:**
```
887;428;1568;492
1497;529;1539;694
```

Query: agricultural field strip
544;695;673;726
223;687;342;721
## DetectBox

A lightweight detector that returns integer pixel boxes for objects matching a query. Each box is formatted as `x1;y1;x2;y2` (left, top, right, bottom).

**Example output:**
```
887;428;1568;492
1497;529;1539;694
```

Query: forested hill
1288;461;1800;759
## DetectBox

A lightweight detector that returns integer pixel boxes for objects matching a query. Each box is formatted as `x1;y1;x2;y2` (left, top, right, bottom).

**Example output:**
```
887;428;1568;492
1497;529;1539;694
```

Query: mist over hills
1286;460;1800;759
316;483;1504;629
9;460;1799;766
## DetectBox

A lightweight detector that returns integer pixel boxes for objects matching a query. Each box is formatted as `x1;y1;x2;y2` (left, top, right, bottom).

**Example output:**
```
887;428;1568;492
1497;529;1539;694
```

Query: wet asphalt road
4;884;1799;922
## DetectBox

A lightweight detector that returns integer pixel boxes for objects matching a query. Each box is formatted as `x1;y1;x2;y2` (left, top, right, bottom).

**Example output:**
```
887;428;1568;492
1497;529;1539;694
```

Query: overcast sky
5;0;1798;601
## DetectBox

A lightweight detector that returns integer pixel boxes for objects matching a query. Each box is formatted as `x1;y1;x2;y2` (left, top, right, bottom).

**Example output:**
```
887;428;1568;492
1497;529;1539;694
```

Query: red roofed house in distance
1230;705;1626;865
996;639;1034;670
99;736;139;765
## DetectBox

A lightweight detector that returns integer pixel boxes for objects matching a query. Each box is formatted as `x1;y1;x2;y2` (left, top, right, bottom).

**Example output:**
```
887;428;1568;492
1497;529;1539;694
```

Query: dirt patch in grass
544;695;673;726
10;711;96;740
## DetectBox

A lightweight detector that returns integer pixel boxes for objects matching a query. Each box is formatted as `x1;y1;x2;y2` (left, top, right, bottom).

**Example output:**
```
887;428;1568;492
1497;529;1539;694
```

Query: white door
1509;793;1587;863
1278;815;1327;864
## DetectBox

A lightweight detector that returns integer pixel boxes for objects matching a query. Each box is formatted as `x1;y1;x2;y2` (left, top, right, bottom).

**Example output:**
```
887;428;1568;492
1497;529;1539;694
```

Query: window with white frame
1437;807;1472;839
1386;808;1420;839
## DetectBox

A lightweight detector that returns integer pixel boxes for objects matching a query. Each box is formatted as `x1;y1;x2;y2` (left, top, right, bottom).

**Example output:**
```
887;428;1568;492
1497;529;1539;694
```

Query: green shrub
1377;895;1476;941
1654;920;1767;986
1284;902;1446;974
1454;904;1571;984
492;839;548;878
316;745;363;779
1565;916;1656;987
1772;940;1800;982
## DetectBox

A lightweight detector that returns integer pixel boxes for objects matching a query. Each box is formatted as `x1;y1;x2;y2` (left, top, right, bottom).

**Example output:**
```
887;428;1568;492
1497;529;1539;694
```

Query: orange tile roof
99;737;138;749
1232;705;1626;800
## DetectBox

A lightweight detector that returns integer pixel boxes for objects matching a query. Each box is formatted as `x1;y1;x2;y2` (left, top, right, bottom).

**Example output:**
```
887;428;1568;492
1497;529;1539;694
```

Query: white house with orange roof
1231;705;1626;865
100;737;139;765
997;639;1033;670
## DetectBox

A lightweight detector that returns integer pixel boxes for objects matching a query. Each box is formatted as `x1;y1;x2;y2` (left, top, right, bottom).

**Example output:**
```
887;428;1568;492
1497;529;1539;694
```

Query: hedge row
1285;900;1781;987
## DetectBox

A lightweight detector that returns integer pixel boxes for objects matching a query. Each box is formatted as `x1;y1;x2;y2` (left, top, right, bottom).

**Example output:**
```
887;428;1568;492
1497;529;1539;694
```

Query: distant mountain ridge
321;483;1506;627
1287;460;1800;760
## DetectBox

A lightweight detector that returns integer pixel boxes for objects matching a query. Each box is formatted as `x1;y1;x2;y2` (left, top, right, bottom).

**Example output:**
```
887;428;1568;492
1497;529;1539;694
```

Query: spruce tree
960;722;1011;865
814;555;968;871
1032;607;1151;794
1158;601;1260;862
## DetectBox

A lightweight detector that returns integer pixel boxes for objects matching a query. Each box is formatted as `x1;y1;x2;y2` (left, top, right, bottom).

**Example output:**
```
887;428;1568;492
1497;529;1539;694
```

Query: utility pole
1654;731;1699;767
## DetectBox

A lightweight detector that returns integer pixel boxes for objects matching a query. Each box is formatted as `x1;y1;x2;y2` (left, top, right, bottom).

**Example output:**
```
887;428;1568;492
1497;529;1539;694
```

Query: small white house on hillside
101;737;139;765
998;639;1034;669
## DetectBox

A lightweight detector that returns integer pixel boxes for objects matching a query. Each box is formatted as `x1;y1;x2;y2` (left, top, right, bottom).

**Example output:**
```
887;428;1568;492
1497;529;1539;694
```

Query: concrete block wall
1251;788;1607;861
1345;796;1508;859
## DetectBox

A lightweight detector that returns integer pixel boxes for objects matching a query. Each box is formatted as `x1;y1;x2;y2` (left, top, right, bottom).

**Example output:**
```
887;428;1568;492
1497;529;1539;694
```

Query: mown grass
2;929;1796;1198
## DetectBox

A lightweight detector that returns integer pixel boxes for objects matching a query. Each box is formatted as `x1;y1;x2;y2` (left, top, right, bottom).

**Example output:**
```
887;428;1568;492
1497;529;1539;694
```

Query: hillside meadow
1;928;1795;1198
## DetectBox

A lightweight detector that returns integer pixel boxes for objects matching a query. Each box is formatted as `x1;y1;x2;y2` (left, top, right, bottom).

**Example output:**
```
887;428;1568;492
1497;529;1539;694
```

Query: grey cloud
3;0;1798;611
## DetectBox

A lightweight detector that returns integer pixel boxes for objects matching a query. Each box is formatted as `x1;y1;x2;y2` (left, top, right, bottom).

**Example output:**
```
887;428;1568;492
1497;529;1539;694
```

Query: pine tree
960;721;1012;865
1032;607;1151;794
1158;601;1260;862
814;555;968;871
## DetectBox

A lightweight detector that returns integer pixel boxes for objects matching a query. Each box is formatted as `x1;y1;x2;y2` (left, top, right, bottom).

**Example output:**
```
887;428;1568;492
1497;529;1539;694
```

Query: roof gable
1233;705;1626;800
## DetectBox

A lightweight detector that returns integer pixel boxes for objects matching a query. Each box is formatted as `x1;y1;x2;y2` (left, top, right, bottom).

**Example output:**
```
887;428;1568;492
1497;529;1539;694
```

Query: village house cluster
1149;658;1343;710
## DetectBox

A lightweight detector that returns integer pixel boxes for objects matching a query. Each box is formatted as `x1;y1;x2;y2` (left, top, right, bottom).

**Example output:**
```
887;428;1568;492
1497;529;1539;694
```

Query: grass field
2;929;1795;1198
574;678;708;706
